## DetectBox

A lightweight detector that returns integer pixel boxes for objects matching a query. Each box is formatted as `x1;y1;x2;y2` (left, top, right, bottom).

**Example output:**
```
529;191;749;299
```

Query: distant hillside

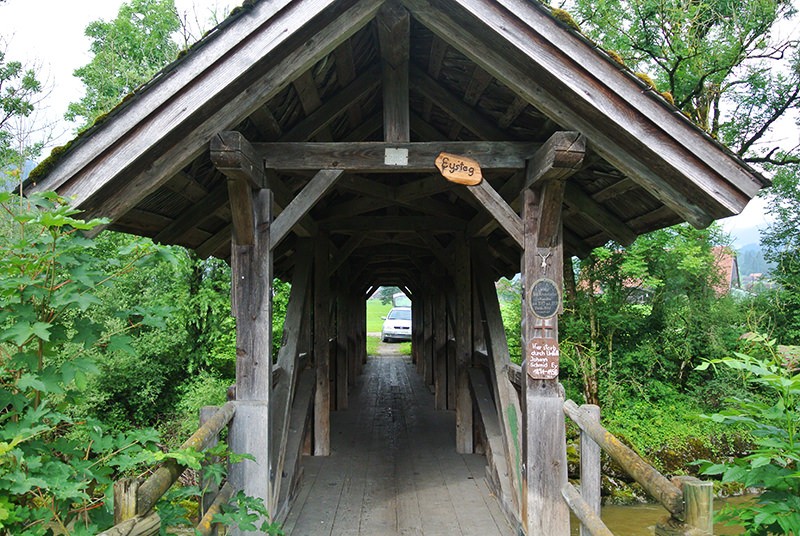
737;243;773;279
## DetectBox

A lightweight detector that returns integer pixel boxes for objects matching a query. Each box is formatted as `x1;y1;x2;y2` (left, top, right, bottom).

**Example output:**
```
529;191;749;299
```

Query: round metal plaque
529;278;560;319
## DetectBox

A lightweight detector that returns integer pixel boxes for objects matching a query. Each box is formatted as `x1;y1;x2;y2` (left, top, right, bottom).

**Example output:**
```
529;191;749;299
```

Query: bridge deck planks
283;355;512;535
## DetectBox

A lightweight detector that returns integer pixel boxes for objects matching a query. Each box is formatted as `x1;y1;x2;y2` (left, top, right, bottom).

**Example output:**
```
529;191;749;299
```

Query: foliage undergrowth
696;333;800;535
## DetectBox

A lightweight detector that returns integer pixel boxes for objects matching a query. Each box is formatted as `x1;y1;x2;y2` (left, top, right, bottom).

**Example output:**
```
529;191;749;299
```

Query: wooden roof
27;0;768;283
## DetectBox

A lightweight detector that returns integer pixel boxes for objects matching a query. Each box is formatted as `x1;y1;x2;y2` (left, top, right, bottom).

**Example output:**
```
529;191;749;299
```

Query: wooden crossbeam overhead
410;64;510;141
152;181;229;245
564;183;637;245
257;141;538;171
422;37;448;121
292;70;334;141
282;66;381;142
249;105;283;141
333;40;363;129
325;215;466;232
464;179;523;247
467;172;524;239
270;169;345;249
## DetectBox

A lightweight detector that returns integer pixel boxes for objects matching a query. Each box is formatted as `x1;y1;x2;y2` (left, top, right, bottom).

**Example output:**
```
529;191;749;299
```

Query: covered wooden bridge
28;0;766;534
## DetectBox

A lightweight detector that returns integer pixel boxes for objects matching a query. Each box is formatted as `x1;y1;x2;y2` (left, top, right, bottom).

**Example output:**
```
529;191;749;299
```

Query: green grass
366;299;393;332
366;335;380;355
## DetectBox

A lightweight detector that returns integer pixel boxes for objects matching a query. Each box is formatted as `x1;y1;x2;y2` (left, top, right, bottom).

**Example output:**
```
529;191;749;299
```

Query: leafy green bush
0;192;169;534
697;333;800;535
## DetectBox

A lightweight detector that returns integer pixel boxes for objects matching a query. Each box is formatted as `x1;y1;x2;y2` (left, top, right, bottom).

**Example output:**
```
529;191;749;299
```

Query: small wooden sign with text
526;337;560;380
435;152;483;185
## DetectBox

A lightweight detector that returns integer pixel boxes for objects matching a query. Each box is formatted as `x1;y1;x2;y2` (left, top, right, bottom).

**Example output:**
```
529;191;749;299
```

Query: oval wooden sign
435;152;483;185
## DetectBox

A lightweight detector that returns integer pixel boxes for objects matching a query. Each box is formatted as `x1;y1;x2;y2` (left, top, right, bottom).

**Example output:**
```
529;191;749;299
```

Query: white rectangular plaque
384;147;409;166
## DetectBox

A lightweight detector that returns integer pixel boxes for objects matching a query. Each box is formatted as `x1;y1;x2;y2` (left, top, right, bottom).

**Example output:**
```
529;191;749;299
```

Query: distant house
712;246;741;295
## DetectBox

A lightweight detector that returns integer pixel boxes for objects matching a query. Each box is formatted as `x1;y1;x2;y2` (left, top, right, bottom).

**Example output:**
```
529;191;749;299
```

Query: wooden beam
465;180;523;247
249;105;283;141
325;215;466;232
328;234;366;275
153;181;229;245
564;182;637;246
313;234;331;456
229;190;273;529
498;96;528;129
282;66;381;142
473;240;523;516
258;141;538;171
269;240;312;512
270;169;344;249
463;66;494;106
333;40;363;128
525;131;586;189
409;64;509;141
377;1;411;142
292;70;333;141
211;132;268;246
454;237;473;453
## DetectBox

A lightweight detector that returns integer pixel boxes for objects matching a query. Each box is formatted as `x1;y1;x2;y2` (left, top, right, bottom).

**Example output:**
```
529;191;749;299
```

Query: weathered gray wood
525;132;586;189
152;182;229;245
562;483;615;536
328;234;365;275
564;399;683;515
282;66;381;142
670;476;713;534
473;242;523;515
468;368;515;521
521;180;570;534
498;96;529;129
377;2;411;143
314;235;331;456
410;64;510;140
466;180;523;248
564;182;637;246
49;0;385;225
399;0;727;227
228;190;272;536
333;40;363;129
199;406;221;519
229;401;271;536
454;238;473;454
269;241;312;513
137;402;236;517
335;281;349;410
99;512;160;536
195;482;233;536
434;287;448;410
270;169;343;250
258;141;538;171
275;368;316;522
580;404;602;536
292;70;333;141
114;478;139;524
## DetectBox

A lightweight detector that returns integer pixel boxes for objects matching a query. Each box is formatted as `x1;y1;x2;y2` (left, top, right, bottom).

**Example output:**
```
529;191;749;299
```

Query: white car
381;306;412;342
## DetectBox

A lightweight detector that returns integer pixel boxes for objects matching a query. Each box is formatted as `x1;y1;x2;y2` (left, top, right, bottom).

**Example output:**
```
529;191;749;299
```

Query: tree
66;0;181;127
759;166;800;342
0;39;42;186
568;0;799;166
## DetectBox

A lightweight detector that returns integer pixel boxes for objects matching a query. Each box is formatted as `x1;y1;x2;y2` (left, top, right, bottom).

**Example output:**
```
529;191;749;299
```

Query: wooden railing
99;402;237;536
504;363;714;536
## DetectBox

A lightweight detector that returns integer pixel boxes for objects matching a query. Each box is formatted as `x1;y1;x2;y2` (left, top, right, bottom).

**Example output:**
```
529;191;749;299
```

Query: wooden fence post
580;404;601;536
114;478;140;525
199;405;220;528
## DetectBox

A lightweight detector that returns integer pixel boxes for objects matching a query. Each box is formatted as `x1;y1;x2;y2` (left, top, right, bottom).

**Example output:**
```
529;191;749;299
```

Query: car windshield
388;309;411;320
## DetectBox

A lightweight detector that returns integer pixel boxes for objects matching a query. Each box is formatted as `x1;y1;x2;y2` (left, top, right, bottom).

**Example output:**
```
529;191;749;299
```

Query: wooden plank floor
283;354;514;536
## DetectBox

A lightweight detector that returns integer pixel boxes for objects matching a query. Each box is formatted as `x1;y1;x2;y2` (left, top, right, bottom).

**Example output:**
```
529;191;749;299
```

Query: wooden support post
314;235;331;456
199;406;221;523
336;275;349;410
434;286;448;410
424;289;434;387
580;405;601;536
347;291;358;387
455;237;473;453
655;477;713;536
522;172;570;534
229;188;273;535
114;478;140;525
447;286;457;410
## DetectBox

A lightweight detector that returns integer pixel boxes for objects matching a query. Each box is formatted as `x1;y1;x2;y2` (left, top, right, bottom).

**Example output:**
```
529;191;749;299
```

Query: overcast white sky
0;0;790;244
